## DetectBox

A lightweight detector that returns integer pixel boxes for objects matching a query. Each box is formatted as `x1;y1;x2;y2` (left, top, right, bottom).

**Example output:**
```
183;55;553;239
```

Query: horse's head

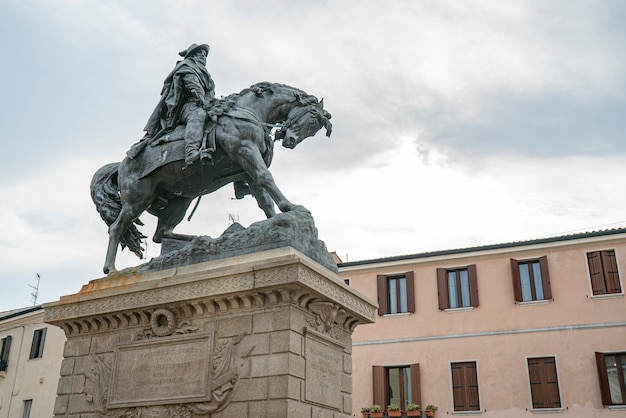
280;98;332;149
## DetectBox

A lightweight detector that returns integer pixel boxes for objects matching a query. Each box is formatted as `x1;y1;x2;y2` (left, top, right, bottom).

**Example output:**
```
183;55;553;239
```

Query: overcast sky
1;0;625;312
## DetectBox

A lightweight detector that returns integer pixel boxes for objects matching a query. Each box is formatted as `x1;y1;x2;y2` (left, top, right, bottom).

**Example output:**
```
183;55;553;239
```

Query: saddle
126;98;238;178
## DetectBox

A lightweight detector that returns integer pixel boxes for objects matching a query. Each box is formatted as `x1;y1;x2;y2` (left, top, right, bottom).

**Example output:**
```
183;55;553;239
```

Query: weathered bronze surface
91;45;332;274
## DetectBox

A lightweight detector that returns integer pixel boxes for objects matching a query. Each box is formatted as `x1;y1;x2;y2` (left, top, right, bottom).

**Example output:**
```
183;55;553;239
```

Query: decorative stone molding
44;249;376;329
47;274;373;338
305;302;347;341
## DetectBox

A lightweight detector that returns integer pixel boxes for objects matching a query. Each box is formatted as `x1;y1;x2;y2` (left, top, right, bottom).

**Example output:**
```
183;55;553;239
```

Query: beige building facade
0;306;65;418
339;229;626;417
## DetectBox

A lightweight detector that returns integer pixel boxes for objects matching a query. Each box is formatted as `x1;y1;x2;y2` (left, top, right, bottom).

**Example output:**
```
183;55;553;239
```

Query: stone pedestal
44;247;376;418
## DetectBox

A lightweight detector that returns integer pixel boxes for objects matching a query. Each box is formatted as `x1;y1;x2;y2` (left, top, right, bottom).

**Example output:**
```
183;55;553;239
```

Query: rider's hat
179;43;210;58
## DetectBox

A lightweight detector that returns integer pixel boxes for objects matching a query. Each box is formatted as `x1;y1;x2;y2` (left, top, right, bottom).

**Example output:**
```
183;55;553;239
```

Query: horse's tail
90;162;146;259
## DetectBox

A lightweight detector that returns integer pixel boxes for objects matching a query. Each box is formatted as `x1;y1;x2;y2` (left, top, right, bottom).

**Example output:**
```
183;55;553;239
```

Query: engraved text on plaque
108;333;213;408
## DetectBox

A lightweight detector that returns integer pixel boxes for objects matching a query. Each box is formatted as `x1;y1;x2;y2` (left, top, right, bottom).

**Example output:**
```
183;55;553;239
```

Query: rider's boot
183;116;205;169
184;143;201;169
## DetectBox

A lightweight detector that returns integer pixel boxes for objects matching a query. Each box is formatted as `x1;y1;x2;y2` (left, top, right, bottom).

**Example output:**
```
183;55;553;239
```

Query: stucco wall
0;310;65;418
343;237;626;416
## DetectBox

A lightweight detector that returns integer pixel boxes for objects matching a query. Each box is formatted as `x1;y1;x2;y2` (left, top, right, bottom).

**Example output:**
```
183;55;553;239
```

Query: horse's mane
220;82;319;106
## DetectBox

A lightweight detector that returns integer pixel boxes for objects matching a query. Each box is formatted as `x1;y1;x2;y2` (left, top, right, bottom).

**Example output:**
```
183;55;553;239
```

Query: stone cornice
44;248;376;337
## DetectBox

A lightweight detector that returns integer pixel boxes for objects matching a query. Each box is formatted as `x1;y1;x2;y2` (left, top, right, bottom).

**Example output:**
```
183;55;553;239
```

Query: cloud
1;0;625;311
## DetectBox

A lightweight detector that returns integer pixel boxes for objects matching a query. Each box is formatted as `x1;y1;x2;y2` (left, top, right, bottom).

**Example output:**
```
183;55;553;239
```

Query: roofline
0;305;43;322
338;228;626;268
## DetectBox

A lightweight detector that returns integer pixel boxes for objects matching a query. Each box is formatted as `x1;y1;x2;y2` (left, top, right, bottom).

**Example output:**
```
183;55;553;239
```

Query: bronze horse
91;82;332;274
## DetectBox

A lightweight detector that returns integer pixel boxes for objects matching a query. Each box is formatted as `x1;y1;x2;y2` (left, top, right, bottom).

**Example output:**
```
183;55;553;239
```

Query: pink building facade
339;229;626;417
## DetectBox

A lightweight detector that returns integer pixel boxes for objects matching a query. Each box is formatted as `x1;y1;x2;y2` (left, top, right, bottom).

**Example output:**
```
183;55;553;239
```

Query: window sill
591;293;624;300
445;307;473;314
517;299;550;307
530;408;563;414
451;410;481;415
608;405;626;410
383;312;411;319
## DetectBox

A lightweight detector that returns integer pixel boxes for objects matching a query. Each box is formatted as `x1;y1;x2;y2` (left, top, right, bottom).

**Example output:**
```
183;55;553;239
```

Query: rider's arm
183;74;215;107
181;74;208;107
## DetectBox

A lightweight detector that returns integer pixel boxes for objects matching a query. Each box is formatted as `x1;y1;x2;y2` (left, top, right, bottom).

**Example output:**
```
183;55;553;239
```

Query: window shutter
29;328;47;359
538;256;552;300
410;363;421;407
587;251;607;295
595;352;612;405
601;250;622;294
510;259;523;302
543;358;561;408
451;362;465;410
527;358;544;408
451;362;480;411
0;336;11;361
0;336;11;371
528;357;561;409
29;331;41;359
466;362;480;410
436;268;448;310
373;365;387;407
406;271;416;313
377;275;388;315
38;328;47;358
468;264;479;307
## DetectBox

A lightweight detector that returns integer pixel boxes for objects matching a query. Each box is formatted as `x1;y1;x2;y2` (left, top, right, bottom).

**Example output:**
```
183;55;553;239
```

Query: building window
450;361;481;412
22;399;33;418
373;364;421;411
527;356;562;410
436;265;478;310
511;256;552;302
1;336;12;371
29;328;47;359
377;272;415;315
587;250;622;295
596;352;626;406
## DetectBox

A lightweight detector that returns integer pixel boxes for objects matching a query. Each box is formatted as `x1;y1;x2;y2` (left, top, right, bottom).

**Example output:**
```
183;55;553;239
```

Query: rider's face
194;49;208;65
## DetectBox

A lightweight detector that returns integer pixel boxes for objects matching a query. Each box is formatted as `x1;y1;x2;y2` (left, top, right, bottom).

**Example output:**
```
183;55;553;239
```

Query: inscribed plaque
108;333;213;408
304;333;342;409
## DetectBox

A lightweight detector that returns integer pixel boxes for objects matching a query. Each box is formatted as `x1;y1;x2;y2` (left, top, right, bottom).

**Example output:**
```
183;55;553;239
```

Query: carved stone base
44;247;376;418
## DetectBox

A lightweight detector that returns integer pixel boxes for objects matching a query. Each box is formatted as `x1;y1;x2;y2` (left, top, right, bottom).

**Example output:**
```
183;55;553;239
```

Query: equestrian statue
90;44;332;274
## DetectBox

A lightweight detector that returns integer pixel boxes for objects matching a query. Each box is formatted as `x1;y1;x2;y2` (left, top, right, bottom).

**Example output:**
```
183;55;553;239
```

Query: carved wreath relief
84;308;246;417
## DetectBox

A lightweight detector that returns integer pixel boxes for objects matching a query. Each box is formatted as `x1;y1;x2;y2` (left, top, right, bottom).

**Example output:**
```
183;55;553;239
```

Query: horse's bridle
227;96;326;143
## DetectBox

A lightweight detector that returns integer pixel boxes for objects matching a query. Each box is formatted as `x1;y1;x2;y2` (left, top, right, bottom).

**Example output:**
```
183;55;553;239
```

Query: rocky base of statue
44;247;376;418
137;207;338;274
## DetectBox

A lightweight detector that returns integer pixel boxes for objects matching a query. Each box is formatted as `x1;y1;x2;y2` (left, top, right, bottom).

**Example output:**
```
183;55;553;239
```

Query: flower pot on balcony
407;411;422;417
426;411;435;417
388;411;402;417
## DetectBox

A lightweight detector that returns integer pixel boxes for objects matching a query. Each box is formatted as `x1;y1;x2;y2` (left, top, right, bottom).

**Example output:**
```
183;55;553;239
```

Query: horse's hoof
291;205;311;214
103;266;116;275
